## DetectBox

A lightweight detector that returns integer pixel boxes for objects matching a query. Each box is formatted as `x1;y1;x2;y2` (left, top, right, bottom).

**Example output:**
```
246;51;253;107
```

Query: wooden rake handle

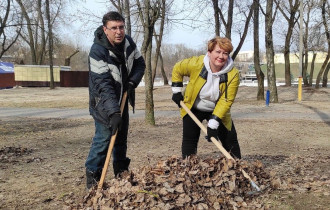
98;92;128;190
180;101;260;191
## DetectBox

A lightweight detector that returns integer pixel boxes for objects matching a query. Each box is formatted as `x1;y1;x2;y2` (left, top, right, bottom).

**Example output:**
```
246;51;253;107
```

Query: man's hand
110;113;122;135
128;81;135;113
172;92;183;108
207;126;218;142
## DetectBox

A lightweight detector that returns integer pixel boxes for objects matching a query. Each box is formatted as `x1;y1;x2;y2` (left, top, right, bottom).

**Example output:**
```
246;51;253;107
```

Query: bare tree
109;0;132;36
231;1;255;60
152;0;166;84
322;62;330;87
45;0;54;89
261;0;279;102
0;0;22;59
219;0;234;38
137;0;162;125
159;52;168;85
161;43;204;79
302;1;312;86
211;0;254;60
253;0;265;100
316;0;329;88
307;22;326;86
211;0;221;35
109;0;123;14
64;49;79;66
309;52;317;85
124;0;132;36
15;0;62;65
275;0;299;86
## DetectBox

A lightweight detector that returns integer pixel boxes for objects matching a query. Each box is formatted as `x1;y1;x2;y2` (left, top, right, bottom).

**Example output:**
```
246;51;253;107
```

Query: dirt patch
0;86;329;209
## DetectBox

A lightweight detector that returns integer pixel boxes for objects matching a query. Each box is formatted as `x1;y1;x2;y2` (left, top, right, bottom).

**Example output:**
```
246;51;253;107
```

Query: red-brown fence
0;73;15;88
60;71;89;87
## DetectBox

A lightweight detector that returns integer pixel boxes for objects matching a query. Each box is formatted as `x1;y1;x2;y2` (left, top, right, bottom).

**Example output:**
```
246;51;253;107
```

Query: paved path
0;107;177;120
1;107;329;123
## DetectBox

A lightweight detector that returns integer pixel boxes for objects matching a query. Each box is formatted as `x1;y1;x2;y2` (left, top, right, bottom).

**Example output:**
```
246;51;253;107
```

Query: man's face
103;20;125;46
207;45;229;72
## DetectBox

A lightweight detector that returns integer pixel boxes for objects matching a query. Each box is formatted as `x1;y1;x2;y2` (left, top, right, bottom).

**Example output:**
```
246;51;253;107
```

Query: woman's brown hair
207;36;233;53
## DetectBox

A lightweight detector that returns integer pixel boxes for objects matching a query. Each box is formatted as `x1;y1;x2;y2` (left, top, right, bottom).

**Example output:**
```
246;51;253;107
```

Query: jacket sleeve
129;49;145;87
171;55;204;87
212;68;240;120
89;44;120;117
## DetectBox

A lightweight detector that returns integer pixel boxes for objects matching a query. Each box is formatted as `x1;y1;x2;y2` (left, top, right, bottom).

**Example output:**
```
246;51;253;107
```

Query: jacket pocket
94;99;110;127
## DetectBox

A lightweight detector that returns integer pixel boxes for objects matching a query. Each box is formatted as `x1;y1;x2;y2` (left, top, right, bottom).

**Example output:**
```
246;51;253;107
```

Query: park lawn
260;63;324;79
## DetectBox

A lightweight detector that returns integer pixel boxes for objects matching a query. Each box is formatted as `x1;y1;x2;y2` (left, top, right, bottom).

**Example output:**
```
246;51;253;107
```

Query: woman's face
207;45;229;72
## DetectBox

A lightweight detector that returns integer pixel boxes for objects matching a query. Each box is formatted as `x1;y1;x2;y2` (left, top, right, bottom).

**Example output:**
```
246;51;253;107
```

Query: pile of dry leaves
0;146;32;165
78;155;282;209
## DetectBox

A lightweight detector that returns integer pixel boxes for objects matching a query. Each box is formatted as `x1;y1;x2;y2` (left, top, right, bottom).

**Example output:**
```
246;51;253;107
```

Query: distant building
0;62;14;74
273;52;327;64
0;62;15;88
236;50;327;64
14;65;69;87
235;50;254;62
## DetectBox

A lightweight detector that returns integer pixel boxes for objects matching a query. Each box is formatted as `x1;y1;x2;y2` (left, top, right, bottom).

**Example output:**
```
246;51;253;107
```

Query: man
85;11;145;189
171;37;241;159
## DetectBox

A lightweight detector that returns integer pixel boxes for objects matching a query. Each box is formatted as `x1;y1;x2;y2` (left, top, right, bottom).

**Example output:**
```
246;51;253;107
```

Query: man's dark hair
102;11;125;26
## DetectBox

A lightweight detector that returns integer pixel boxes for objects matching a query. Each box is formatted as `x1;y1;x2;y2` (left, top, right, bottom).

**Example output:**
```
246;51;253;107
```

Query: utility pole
298;0;303;101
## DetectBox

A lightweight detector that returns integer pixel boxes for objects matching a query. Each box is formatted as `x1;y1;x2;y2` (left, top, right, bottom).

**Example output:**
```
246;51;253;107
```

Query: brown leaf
175;183;185;193
271;178;281;189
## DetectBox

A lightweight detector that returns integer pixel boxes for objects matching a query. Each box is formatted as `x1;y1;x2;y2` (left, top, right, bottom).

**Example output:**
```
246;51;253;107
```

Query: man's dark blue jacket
88;26;145;127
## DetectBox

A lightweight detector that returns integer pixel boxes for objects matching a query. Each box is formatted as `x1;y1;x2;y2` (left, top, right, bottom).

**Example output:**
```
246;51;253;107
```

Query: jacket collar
199;66;208;80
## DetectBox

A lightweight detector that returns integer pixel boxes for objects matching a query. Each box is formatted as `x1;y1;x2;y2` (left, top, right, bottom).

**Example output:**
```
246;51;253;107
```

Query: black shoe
86;169;101;189
113;158;131;177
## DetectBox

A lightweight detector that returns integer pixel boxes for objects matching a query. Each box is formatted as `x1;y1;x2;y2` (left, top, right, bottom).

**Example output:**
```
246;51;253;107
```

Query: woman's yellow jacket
171;55;240;131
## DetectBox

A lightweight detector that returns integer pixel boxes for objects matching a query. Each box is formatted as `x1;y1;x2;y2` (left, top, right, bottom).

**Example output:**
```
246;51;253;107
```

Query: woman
171;36;241;159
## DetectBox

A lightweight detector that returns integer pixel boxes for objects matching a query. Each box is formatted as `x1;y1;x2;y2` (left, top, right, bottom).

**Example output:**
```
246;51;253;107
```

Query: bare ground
0;85;329;209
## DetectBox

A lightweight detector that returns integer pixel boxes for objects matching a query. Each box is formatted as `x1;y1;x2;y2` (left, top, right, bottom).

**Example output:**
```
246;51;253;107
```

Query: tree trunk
46;0;54;89
16;0;37;64
316;54;330;88
322;62;330;87
253;0;264;100
152;0;166;86
152;32;161;85
137;0;160;125
0;0;10;37
0;0;22;59
232;1;254;60
124;0;131;36
309;53;317;86
37;0;46;65
316;0;329;88
265;0;278;102
302;45;309;86
283;44;291;86
302;4;311;86
211;0;220;36
159;52;168;85
277;0;299;86
144;34;155;125
225;0;234;38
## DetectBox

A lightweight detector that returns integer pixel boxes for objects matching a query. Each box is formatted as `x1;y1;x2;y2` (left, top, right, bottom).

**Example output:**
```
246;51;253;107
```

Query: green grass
260;63;325;79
